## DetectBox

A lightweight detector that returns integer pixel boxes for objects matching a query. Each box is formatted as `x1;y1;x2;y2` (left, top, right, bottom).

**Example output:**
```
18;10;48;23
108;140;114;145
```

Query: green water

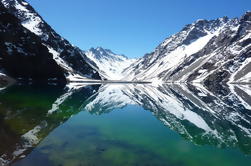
1;84;251;166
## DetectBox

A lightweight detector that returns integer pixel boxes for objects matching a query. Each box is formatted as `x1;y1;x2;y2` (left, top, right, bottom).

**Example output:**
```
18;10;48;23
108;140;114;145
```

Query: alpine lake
0;83;251;166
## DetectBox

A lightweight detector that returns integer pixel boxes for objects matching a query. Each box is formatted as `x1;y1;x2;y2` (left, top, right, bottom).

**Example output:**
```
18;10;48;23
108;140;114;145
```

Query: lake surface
0;83;251;166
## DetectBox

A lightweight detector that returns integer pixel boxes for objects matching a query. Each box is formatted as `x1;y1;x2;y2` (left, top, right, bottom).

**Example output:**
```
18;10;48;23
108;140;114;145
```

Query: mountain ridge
0;0;250;85
122;12;251;84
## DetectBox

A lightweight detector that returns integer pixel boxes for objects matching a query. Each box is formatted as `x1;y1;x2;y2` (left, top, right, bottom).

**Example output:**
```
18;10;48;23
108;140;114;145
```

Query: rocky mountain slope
123;12;251;84
85;47;136;80
0;0;101;84
0;0;250;84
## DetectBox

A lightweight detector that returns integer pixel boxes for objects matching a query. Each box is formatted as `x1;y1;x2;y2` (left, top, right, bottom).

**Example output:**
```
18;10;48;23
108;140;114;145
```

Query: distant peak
87;47;129;60
195;19;207;23
193;16;229;26
245;10;251;15
89;47;114;55
240;11;251;22
96;46;105;51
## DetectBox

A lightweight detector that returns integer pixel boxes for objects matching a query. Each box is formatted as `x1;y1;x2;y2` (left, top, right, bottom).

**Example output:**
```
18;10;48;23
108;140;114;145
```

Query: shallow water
0;83;251;166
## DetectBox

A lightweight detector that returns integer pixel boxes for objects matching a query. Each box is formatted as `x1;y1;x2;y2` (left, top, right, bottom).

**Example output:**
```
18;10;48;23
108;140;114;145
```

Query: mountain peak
195;19;208;24
96;46;106;52
193;16;229;27
240;11;251;22
179;16;230;35
87;47;128;60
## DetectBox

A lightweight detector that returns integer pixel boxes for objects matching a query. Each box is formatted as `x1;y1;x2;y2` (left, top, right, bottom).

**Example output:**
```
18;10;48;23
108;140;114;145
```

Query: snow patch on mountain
138;32;216;81
47;46;74;73
2;0;43;36
229;55;251;83
46;46;101;82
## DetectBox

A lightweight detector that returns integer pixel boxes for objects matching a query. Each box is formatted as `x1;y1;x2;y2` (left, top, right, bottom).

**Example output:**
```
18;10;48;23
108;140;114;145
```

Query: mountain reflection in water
0;83;251;166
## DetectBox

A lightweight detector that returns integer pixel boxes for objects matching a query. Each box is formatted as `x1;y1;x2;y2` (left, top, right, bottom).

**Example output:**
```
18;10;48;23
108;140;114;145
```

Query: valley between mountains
0;0;251;87
1;1;251;166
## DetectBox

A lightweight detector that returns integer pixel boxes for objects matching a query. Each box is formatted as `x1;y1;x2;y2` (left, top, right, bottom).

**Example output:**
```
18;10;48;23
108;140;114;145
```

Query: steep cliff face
123;12;251;84
0;4;66;84
0;0;101;84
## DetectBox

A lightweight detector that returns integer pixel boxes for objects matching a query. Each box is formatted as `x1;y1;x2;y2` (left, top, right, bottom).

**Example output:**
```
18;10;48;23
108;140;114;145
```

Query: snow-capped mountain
123;12;251;84
0;0;101;84
85;47;137;80
0;0;250;85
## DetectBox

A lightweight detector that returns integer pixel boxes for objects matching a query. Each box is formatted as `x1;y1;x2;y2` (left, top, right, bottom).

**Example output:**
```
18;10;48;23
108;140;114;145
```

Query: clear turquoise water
1;84;251;166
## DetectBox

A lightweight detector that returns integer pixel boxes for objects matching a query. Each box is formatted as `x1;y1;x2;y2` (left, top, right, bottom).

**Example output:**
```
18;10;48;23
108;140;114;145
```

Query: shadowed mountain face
0;3;66;84
0;0;101;84
0;83;251;165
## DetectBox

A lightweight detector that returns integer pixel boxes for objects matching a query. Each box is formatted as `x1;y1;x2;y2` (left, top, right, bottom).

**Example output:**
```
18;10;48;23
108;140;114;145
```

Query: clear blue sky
26;0;250;58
